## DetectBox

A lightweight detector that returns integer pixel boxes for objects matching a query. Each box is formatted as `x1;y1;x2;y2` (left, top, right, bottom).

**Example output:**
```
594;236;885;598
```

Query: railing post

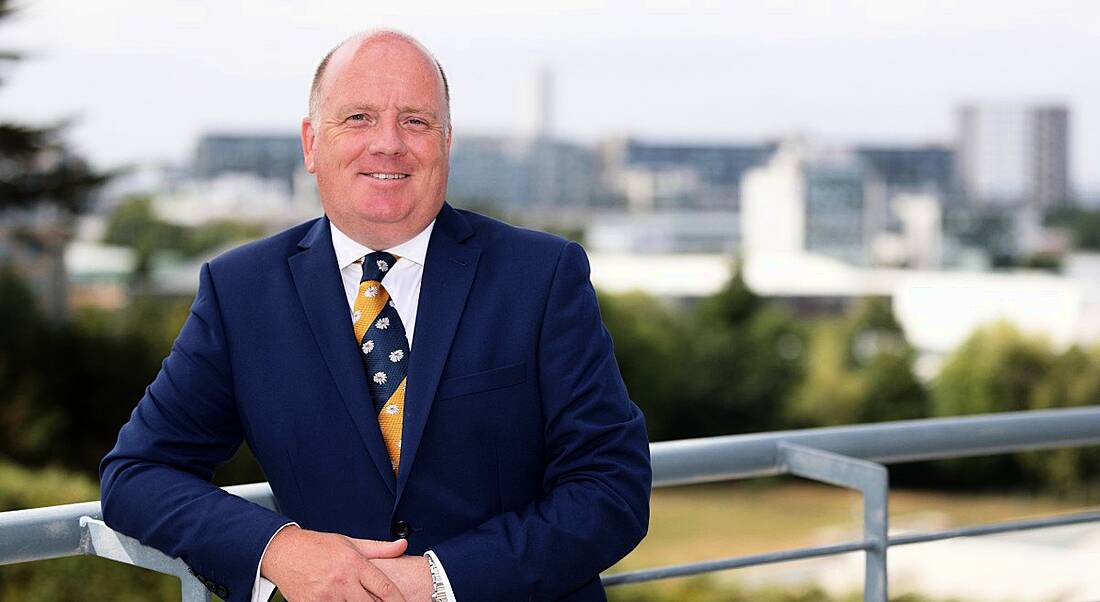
80;517;211;602
778;442;888;602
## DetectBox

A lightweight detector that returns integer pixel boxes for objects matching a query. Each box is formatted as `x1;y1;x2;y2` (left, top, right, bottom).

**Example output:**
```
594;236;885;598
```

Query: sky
3;0;1100;191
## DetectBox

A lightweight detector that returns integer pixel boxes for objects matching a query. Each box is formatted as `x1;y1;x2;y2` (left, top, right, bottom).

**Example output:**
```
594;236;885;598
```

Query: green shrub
0;458;179;601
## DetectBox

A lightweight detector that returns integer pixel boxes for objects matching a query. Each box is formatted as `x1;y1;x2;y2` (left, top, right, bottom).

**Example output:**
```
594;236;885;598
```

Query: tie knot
360;251;398;282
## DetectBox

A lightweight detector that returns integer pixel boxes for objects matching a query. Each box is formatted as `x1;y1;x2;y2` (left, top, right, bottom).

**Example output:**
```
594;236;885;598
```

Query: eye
346;113;369;124
405;117;429;127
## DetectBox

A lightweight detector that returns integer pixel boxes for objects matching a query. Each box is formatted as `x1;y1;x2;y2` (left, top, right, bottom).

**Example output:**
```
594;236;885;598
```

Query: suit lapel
397;204;480;499
288;217;397;496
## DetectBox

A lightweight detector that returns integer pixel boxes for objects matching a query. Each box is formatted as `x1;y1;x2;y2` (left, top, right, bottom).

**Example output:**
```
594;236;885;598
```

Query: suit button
391;519;410;539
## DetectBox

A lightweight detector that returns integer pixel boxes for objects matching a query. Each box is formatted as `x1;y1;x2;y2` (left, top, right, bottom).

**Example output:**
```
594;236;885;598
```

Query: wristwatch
424;553;448;602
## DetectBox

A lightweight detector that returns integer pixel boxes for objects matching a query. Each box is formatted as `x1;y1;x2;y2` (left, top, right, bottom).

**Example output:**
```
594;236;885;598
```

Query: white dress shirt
251;218;456;602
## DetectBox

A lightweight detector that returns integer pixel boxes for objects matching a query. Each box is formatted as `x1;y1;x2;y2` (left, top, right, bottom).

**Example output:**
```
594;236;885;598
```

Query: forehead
320;37;444;112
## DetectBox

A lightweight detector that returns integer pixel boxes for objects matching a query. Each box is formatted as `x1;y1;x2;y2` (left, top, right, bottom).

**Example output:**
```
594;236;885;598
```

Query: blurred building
956;103;1071;208
599;138;777;211
448;136;530;206
447;67;600;211
855;144;957;204
741;141;887;265
871;193;944;269
64;241;135;310
447;136;599;209
154;172;319;230
192;133;302;192
584;211;739;254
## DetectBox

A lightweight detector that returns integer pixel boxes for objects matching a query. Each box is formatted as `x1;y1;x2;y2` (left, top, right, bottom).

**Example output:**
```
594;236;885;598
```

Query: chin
353;198;415;224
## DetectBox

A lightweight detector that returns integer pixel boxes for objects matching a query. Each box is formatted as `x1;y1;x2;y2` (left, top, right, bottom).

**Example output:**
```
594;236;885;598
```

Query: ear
301;117;317;173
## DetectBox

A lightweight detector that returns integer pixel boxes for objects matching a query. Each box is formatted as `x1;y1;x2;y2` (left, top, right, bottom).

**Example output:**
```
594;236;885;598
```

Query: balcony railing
3;406;1100;601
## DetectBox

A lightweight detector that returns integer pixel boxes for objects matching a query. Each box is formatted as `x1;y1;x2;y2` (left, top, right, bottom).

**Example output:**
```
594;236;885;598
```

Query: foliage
102;194;183;277
683;278;805;436
1;266;266;483
0;268;56;461
1014;342;1100;493
103;194;266;280
932;322;1054;417
0;0;110;215
602;276;1100;495
1020;252;1061;272
0;455;97;511
602;267;804;442
0;270;174;473
599;291;692;442
787;297;927;427
1046;206;1100;251
930;322;1100;493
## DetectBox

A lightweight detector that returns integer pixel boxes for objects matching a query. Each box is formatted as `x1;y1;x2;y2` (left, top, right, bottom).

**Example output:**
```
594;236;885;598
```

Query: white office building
741;141;886;266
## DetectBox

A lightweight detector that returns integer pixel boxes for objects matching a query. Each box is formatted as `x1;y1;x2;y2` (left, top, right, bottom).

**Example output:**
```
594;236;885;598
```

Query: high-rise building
956;103;1071;208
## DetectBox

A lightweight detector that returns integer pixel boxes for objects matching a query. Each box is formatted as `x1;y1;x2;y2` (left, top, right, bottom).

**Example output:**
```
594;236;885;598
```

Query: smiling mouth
362;172;409;180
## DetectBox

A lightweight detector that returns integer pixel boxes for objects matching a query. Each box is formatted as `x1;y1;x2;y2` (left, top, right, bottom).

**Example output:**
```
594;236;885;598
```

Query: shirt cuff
251;522;299;602
424;549;458;602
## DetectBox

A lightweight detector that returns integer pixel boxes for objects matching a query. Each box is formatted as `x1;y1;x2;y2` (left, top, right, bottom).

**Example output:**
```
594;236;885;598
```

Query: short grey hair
308;30;451;131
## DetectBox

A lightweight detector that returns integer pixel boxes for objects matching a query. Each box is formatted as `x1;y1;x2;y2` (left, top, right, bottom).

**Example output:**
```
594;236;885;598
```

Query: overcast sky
3;0;1099;191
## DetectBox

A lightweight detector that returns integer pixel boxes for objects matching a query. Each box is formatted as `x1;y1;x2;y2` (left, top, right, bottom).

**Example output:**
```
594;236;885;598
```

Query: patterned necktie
352;251;409;473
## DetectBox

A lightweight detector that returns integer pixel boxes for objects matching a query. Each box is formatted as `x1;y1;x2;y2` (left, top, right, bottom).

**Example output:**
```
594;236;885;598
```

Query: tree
598;290;692;442
0;1;110;214
932;322;1054;417
680;267;805;437
1046;207;1100;252
0;0;126;472
599;267;806;442
1020;344;1100;493
786;297;927;427
929;322;1058;489
103;194;267;282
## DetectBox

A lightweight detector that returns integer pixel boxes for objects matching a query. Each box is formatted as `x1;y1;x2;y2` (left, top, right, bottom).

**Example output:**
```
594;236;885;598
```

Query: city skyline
3;1;1099;192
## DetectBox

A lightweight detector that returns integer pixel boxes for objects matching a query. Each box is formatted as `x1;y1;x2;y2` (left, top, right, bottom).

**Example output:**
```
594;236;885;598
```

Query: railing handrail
651;405;1100;486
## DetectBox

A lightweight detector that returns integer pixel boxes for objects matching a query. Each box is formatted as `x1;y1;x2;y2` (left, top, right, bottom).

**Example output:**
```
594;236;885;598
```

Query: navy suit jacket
100;204;652;601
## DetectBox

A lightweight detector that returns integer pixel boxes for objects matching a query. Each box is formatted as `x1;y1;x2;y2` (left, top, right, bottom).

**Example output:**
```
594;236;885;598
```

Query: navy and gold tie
352;251;409;473
268;253;412;602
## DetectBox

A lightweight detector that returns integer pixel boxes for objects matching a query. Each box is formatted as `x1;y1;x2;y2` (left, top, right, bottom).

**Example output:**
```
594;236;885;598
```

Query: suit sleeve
430;241;652;600
99;263;291;602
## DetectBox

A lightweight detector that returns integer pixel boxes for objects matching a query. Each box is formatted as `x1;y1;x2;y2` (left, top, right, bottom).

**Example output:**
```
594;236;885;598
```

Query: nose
368;118;407;156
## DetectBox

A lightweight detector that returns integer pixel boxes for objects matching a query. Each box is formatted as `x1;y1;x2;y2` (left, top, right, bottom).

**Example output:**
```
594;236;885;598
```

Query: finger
349;537;408;558
357;561;406;602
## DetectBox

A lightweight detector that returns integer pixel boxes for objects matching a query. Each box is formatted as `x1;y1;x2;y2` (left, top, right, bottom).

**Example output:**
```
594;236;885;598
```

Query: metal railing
3;406;1100;601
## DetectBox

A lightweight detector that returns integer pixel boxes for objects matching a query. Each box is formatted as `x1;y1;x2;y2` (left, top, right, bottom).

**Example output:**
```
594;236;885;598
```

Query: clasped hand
261;525;432;601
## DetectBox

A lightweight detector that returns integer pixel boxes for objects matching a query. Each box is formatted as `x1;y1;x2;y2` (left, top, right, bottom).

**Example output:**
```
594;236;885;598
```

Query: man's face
302;37;451;247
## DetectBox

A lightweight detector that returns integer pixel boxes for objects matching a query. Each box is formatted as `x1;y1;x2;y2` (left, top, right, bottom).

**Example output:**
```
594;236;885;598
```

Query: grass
609;477;1094;574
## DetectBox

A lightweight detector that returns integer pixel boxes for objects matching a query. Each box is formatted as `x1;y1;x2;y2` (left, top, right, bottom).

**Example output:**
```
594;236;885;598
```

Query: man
100;30;650;601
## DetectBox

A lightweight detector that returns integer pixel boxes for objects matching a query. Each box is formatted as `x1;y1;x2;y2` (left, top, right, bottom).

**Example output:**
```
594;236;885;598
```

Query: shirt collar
330;218;435;270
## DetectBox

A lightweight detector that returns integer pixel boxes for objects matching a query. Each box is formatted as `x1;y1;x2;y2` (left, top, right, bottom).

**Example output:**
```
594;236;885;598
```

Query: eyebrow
397;105;440;119
333;104;440;120
333;103;381;116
